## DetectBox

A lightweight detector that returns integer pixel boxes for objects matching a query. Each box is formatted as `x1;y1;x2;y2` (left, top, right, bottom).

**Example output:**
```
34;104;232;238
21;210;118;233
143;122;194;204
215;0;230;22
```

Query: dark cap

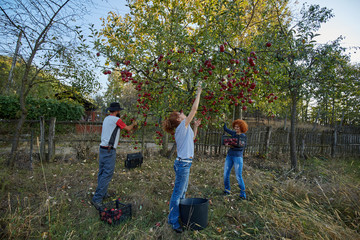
106;102;124;112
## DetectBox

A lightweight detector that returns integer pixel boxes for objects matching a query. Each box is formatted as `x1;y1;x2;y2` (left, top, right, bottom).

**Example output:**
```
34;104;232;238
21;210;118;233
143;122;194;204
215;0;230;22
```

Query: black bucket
179;198;209;230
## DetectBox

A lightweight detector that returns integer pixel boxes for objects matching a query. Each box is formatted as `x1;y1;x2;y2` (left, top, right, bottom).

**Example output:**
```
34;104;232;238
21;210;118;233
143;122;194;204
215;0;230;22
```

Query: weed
0;155;359;239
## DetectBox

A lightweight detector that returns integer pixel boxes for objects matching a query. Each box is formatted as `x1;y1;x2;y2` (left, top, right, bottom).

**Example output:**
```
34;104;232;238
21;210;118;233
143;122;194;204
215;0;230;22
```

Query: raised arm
123;121;137;132
223;123;236;135
185;84;202;128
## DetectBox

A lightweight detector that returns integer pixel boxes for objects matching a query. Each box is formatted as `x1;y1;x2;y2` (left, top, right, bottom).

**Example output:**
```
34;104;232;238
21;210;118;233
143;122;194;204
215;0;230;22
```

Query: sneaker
91;199;104;211
239;196;247;201
223;191;230;196
173;227;183;233
103;193;114;200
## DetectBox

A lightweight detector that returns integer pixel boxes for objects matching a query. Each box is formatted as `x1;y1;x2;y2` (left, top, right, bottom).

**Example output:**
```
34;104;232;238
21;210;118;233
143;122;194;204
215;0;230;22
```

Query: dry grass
0;152;359;239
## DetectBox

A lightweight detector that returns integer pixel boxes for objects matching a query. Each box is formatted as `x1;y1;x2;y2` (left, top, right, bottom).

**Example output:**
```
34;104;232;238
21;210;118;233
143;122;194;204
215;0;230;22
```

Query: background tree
311;59;359;127
257;4;354;170
0;0;100;167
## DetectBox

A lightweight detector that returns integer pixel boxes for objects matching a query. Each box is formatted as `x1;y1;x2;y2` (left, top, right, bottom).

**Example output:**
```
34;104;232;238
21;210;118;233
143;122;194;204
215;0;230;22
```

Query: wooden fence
1;119;360;159
195;126;360;157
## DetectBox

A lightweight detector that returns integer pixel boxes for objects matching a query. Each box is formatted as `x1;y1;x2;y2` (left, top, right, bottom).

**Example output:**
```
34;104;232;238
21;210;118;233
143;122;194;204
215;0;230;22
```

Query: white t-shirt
100;115;126;149
175;119;194;159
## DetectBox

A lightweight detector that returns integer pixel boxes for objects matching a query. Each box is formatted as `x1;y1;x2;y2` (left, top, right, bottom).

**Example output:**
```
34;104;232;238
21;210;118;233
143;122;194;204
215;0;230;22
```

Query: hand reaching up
194;118;202;127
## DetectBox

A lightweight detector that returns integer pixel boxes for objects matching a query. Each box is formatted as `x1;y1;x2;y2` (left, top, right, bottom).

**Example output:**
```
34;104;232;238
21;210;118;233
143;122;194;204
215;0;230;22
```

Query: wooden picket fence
195;126;360;157
1;118;360;159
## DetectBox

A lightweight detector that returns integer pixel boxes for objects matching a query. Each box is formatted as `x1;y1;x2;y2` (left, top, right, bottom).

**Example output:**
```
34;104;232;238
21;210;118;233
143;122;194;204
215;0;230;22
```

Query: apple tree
93;0;288;150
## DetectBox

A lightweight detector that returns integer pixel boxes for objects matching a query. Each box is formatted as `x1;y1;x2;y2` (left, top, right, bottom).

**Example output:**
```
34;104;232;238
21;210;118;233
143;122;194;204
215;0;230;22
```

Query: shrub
0;95;84;120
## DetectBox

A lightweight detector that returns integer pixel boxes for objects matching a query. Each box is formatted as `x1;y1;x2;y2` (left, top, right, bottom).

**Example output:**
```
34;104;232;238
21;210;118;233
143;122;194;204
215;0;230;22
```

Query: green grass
1;153;359;239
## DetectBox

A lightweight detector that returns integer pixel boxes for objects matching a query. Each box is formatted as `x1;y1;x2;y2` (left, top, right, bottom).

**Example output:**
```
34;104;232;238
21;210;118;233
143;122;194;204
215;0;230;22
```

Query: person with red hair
162;84;202;233
223;119;248;199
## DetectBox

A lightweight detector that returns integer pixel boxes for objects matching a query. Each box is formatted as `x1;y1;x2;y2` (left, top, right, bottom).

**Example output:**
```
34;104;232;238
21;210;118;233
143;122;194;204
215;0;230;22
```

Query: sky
293;0;360;63
85;0;360;93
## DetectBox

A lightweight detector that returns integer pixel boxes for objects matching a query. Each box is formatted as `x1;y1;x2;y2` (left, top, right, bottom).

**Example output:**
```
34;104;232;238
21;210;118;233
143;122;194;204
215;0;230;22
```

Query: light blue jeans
168;159;192;229
92;147;116;203
223;155;246;198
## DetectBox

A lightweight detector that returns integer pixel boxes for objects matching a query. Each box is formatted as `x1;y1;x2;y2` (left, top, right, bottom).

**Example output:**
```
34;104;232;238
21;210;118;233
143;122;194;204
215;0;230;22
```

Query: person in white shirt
162;85;202;233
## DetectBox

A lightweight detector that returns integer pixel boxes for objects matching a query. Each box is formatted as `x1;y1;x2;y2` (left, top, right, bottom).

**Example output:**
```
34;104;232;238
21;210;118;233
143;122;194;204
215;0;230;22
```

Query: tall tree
0;0;99;166
94;0;289;150
257;4;353;170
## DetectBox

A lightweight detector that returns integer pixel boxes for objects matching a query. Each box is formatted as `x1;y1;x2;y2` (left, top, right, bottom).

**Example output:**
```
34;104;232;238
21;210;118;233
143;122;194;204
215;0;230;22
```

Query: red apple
242;106;247;111
266;42;272;47
220;45;225;52
96;52;100;57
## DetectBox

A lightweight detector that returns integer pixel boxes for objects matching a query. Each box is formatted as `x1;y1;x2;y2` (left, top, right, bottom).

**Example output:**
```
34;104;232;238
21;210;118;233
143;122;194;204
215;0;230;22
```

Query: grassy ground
0;152;359;239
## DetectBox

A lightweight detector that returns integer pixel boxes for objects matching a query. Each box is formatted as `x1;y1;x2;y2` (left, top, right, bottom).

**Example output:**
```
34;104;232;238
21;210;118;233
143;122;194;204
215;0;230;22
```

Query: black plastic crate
125;152;143;169
99;198;132;225
221;135;246;148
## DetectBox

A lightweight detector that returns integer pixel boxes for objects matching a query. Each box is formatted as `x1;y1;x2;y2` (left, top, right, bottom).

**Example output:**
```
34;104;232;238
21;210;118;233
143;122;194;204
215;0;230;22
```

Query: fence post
264;126;272;156
39;116;45;161
48;117;56;162
30;127;34;171
331;129;337;158
300;131;306;159
320;131;326;155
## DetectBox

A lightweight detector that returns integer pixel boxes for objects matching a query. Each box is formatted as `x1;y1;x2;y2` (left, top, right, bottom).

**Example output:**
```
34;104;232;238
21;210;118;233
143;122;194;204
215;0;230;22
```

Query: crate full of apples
222;136;238;146
99;198;132;225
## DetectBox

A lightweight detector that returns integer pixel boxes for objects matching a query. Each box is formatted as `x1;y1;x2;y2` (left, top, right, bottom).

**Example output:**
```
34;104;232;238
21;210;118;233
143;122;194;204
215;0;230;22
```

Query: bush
0;95;84;121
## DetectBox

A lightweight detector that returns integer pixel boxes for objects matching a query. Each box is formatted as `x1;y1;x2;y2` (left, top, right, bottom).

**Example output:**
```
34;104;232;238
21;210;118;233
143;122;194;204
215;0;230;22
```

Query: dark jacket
223;123;247;157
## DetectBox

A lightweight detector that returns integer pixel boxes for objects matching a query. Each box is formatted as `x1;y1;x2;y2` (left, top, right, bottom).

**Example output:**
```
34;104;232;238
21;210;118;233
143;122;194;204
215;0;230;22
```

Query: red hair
232;119;248;133
162;112;181;134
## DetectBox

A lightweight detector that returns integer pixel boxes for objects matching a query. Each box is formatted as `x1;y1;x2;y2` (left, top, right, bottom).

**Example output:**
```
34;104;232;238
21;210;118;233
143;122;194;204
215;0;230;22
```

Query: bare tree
0;0;99;167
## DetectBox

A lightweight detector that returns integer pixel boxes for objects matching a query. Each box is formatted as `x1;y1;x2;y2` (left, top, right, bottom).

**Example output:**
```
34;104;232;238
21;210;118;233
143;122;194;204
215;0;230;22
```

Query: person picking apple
91;102;137;210
162;83;202;233
223;119;248;200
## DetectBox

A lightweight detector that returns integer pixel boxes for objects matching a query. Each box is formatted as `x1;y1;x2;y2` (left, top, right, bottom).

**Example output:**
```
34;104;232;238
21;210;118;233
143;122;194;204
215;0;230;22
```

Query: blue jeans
168;159;192;229
92;147;116;203
223;155;246;198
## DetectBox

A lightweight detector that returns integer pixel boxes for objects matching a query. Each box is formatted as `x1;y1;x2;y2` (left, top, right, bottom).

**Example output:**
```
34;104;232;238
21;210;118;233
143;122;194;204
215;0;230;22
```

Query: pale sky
295;0;360;63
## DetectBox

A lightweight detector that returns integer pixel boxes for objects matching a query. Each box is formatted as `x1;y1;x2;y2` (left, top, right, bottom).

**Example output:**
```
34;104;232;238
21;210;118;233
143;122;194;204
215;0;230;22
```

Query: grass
0;152;359;239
